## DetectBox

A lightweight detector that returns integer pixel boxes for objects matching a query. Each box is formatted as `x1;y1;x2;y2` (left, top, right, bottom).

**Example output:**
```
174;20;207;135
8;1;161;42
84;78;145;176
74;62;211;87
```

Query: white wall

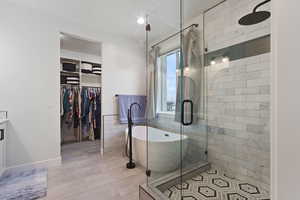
102;41;146;115
272;0;300;199
0;1;145;167
0;2;61;167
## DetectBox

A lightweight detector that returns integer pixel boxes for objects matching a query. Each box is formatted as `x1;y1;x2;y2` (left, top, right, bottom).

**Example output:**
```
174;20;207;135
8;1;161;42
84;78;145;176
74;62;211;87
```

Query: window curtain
146;47;160;120
175;27;204;124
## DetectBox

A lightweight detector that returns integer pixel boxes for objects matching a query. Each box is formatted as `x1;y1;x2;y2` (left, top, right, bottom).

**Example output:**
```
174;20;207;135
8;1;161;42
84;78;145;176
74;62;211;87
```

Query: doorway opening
59;32;102;158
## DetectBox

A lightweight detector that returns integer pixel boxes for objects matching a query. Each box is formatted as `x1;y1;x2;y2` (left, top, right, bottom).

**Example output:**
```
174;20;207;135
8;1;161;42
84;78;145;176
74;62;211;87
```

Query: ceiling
60;33;101;56
7;0;224;42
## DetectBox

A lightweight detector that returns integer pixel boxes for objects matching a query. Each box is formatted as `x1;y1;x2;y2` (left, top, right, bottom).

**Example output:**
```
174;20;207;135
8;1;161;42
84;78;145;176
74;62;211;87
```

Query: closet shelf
60;70;80;75
81;61;102;67
60;57;81;63
81;71;101;76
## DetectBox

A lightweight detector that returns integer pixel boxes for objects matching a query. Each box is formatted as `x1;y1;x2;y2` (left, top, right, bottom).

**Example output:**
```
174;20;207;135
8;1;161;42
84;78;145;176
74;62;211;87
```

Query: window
157;49;180;113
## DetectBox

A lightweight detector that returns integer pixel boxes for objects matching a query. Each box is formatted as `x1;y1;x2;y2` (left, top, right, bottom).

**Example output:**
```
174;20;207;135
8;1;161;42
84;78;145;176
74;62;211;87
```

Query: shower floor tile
162;167;270;200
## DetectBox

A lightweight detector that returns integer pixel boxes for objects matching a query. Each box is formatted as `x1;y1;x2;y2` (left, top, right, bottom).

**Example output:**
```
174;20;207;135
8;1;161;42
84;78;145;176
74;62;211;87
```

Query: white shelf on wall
79;60;101;88
60;57;80;72
60;57;102;86
81;73;101;86
60;70;79;75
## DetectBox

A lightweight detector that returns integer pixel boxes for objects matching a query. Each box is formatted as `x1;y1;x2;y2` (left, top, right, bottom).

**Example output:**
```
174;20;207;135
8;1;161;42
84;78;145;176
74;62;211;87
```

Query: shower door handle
0;129;4;141
181;100;193;126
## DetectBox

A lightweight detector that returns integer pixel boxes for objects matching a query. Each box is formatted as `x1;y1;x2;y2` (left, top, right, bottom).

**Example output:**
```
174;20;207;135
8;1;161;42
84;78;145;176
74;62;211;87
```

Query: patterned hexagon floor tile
175;182;190;190
162;167;270;200
239;183;260;195
198;186;217;198
212;178;230;188
227;193;248;200
192;175;204;182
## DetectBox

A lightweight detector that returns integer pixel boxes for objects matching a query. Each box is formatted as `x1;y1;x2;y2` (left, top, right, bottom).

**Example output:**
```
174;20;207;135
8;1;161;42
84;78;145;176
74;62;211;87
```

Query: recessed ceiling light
210;60;216;65
137;17;145;25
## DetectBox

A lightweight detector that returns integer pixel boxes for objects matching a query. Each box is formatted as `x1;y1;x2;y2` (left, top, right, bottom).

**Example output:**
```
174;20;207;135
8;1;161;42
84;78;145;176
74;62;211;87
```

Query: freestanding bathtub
125;126;188;173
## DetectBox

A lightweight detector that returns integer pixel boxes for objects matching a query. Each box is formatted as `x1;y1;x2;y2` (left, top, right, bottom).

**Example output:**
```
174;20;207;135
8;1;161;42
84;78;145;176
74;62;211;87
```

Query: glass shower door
180;0;209;172
145;0;184;189
145;0;216;198
147;21;181;188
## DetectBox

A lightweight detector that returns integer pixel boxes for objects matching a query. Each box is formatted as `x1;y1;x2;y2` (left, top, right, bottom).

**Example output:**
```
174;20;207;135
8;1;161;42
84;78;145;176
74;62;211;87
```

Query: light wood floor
43;141;145;200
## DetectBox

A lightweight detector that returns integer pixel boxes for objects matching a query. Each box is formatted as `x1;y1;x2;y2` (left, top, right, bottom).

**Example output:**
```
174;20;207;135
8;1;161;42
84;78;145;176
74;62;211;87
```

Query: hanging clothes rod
61;84;101;89
81;86;101;89
151;23;199;48
61;84;79;87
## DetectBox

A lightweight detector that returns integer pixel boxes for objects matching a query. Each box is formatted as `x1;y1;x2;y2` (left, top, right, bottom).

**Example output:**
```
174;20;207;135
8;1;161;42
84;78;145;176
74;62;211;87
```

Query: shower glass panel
145;0;225;197
145;0;183;186
180;0;210;173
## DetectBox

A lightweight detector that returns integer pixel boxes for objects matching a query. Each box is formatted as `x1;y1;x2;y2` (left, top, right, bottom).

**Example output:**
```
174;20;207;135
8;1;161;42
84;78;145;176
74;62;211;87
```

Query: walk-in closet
60;33;102;150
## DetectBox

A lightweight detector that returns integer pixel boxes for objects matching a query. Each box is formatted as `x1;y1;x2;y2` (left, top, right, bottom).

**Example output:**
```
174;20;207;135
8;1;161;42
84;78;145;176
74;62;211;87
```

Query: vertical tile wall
205;0;271;189
206;54;270;189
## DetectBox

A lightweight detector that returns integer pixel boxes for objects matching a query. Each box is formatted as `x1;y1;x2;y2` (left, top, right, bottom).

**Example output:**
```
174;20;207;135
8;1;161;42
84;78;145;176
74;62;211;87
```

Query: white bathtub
125;126;188;173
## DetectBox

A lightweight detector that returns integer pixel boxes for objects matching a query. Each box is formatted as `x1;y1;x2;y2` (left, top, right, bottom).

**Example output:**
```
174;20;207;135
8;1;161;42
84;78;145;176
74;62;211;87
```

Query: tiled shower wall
205;0;270;189
204;0;270;52
206;54;270;188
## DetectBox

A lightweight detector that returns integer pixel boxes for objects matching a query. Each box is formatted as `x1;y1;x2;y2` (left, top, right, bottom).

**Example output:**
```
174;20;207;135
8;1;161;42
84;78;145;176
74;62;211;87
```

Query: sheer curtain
175;27;204;124
146;47;160;120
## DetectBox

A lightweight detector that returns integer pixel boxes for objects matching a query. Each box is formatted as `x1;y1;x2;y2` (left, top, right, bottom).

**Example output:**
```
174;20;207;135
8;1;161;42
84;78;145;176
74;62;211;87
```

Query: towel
118;95;146;124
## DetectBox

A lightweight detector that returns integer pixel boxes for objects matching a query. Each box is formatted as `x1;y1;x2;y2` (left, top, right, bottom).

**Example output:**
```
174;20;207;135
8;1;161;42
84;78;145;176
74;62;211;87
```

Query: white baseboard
6;156;62;171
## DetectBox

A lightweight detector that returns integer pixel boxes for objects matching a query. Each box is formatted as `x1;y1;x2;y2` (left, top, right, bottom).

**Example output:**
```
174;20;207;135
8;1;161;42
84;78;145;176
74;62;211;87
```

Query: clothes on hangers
60;85;101;142
73;89;80;129
94;92;102;139
63;87;74;127
60;86;80;143
80;87;101;140
81;87;90;138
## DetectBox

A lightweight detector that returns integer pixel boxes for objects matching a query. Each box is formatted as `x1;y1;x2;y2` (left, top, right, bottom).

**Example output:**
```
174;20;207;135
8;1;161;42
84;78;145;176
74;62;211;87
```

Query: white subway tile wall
204;0;271;53
206;53;270;190
204;0;270;190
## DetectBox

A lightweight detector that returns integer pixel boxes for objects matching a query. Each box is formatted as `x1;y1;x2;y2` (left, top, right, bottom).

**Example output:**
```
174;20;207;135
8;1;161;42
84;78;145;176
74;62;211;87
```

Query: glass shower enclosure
144;0;224;196
142;0;271;199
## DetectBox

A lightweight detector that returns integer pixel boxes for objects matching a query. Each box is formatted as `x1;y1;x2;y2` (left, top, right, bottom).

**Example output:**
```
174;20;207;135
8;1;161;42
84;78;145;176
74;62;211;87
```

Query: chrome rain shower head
239;0;271;26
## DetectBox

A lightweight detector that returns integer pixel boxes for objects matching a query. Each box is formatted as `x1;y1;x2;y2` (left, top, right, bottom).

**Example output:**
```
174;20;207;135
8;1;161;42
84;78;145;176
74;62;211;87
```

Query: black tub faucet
126;102;141;169
128;102;142;127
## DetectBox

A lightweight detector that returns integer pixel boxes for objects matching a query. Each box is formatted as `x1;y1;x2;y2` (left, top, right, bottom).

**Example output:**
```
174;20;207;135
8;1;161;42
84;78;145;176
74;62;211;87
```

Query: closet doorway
59;33;102;156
